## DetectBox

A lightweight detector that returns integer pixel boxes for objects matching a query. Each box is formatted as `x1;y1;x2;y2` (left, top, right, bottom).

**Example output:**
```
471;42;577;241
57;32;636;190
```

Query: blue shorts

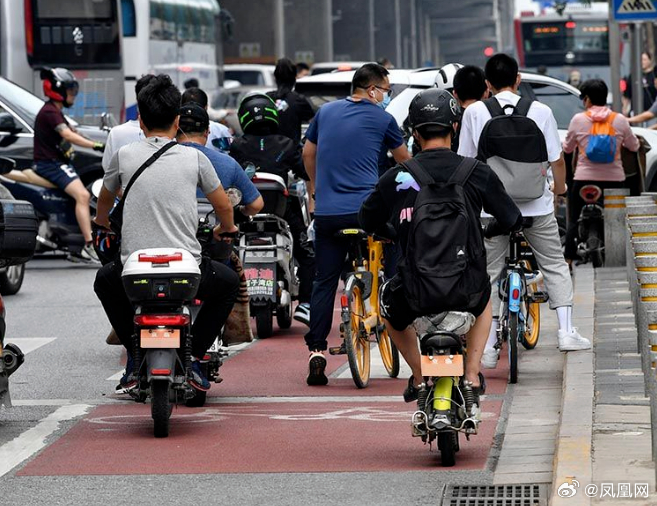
34;161;79;190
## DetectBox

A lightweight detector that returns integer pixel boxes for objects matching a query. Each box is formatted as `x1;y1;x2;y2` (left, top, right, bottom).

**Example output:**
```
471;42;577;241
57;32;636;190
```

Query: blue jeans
304;213;360;351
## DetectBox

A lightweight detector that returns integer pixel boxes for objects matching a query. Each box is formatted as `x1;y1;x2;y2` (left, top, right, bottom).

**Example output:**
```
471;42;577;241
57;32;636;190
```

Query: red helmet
41;68;79;105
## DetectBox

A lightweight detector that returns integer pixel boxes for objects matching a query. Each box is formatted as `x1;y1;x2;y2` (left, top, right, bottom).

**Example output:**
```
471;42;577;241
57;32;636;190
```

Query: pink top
563;106;640;181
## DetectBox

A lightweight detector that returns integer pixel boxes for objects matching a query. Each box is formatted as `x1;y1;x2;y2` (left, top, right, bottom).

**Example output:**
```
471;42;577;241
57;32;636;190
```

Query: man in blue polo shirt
302;63;410;386
177;103;263;215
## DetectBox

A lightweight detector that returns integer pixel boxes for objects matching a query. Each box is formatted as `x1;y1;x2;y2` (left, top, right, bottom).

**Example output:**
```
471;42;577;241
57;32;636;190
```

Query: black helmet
237;93;279;134
40;68;79;106
408;89;461;129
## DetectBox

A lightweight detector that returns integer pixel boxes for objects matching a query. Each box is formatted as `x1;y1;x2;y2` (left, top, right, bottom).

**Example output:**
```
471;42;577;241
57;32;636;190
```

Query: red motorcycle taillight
134;314;190;327
138;252;183;263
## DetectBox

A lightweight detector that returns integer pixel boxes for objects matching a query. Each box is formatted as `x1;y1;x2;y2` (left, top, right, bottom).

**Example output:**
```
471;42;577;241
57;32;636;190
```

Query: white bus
121;0;221;120
0;0;124;124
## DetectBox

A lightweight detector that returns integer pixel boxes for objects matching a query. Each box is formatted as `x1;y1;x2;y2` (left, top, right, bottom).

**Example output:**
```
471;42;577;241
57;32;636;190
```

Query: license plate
420;354;464;377
140;328;180;349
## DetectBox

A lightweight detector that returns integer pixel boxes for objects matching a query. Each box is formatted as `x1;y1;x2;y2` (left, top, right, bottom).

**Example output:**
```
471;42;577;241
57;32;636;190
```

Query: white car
223;64;276;87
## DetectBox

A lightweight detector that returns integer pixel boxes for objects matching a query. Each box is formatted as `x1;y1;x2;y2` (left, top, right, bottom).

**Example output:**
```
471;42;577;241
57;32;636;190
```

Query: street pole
631;23;644;115
369;0;375;61
410;0;417;68
609;0;622;113
394;0;402;67
325;0;334;62
274;0;285;59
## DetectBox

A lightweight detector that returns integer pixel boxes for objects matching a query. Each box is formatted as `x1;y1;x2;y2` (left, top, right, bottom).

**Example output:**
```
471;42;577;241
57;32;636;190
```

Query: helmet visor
66;81;79;97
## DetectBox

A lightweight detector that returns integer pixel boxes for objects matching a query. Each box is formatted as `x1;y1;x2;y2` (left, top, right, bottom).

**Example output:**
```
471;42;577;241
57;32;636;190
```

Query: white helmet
434;63;464;91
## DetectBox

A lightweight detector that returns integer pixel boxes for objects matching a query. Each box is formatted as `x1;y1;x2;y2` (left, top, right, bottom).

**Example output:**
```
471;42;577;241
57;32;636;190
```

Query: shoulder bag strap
514;97;533;117
447;157;478;186
120;141;177;203
483;97;505;118
401;157;435;186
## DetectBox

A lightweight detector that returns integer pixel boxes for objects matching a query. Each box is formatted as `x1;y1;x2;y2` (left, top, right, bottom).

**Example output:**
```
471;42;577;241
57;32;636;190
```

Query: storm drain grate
441;484;549;506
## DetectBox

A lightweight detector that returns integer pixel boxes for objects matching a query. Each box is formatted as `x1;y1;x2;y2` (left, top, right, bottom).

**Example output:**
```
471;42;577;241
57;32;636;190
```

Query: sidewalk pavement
551;267;656;506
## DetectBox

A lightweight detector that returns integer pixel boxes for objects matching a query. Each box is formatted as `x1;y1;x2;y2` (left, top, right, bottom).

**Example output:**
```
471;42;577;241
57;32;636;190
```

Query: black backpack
398;157;488;315
477;97;549;202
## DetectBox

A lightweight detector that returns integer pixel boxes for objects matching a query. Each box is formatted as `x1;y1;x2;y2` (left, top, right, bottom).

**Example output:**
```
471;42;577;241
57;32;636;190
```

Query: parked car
224;64;276;87
309;61;370;75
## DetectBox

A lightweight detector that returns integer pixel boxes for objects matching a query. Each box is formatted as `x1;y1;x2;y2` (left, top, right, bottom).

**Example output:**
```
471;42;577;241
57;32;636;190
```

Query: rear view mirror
0;156;16;174
0;114;22;135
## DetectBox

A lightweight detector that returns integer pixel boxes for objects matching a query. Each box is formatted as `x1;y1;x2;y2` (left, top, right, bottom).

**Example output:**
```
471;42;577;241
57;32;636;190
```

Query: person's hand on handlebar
213;223;239;242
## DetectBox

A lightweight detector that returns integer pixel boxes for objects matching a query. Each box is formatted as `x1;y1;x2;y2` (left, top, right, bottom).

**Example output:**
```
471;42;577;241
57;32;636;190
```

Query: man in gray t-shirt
93;75;240;393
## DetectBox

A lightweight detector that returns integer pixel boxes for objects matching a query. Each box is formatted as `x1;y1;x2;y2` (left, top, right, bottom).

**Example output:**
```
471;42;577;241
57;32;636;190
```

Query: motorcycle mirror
226;187;243;207
0;156;16;175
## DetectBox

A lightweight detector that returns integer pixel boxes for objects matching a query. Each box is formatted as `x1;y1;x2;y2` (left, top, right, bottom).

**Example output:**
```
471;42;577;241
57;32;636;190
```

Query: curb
550;266;595;506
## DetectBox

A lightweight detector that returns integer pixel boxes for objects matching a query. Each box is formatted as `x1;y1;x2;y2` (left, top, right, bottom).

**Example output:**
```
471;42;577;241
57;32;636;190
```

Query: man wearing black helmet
359;89;521;411
229;93;315;326
34;67;105;261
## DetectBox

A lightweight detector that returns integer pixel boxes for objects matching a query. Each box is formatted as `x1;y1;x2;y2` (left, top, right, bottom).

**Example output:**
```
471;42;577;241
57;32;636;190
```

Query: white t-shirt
457;91;562;217
101;120;143;171
206;121;232;151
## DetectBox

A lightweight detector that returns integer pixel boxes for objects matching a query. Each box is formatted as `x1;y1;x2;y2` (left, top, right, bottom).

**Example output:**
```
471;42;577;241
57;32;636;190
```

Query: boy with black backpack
359;88;521;406
458;53;591;365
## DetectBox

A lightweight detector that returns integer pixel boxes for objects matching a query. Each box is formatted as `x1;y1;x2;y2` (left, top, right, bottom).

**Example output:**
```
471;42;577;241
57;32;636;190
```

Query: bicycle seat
420;333;463;355
334;228;368;239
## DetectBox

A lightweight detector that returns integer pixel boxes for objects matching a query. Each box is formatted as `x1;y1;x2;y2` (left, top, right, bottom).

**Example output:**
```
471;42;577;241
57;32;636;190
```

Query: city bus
120;0;222;120
0;0;124;124
514;2;626;84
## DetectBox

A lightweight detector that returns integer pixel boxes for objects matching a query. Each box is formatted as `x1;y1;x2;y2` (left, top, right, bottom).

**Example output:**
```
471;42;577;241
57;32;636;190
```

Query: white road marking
5;338;56;355
0;403;91;478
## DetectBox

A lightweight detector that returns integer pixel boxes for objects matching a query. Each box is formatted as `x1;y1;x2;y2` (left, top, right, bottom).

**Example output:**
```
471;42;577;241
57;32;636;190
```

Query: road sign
613;0;657;21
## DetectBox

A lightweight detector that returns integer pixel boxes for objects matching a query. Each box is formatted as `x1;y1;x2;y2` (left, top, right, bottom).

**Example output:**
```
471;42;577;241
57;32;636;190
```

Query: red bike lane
18;322;510;476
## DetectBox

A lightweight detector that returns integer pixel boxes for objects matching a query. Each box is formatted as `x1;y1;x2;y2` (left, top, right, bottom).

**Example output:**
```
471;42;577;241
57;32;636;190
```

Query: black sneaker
307;351;328;386
115;354;137;394
403;375;420;403
188;360;211;392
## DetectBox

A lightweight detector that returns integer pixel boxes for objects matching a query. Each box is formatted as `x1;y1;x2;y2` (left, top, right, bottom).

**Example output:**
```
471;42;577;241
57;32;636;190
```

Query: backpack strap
514;97;533;117
483;97;505;118
447;157;478;186
401;157;434;186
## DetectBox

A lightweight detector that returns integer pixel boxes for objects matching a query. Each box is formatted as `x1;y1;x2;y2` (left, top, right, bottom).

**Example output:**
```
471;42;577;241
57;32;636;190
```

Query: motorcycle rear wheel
438;431;457;467
151;380;171;438
276;303;292;330
256;308;273;339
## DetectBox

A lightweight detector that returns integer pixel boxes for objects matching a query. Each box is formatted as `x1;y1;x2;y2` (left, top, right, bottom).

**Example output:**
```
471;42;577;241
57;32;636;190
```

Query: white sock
556;306;572;333
486;318;499;351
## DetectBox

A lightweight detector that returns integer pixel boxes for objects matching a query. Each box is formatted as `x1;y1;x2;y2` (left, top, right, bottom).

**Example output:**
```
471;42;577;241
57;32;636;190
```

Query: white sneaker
293;303;310;326
481;347;499;369
558;328;591;351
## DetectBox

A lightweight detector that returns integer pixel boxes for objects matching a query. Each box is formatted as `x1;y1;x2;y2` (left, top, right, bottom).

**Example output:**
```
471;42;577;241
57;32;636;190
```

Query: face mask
378;93;392;109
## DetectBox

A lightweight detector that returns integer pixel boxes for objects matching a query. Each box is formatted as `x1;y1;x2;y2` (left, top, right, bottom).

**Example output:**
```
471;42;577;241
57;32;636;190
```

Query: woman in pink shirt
563;79;640;262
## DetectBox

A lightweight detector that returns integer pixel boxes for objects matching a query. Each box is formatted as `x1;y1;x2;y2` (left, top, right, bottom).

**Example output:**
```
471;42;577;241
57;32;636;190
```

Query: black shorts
34;161;79;190
380;275;491;332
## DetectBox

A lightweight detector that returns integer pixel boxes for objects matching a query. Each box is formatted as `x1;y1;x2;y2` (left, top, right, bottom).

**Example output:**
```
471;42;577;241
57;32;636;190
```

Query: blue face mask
378;93;392;109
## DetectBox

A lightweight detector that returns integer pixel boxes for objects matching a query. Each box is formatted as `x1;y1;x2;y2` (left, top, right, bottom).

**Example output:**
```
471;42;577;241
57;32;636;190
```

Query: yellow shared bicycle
329;229;400;388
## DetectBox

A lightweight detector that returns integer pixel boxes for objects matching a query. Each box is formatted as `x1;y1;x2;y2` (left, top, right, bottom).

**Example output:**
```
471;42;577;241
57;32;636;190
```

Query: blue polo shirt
305;98;404;216
183;142;261;204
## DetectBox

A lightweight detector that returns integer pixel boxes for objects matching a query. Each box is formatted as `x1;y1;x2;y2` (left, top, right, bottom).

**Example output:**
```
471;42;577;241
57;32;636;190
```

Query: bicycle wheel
343;280;371;388
520;301;540;350
376;322;400;378
508;312;519;384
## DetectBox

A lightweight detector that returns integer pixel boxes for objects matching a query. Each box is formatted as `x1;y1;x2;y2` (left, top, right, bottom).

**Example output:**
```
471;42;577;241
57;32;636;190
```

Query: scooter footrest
529;291;549;303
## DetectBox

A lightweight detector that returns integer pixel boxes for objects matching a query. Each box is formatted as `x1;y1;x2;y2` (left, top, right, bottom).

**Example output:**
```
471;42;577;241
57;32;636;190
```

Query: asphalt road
0;258;511;506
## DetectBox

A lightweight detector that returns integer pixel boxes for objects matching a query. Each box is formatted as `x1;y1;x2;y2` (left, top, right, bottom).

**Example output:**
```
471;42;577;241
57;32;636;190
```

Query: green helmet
238;93;279;134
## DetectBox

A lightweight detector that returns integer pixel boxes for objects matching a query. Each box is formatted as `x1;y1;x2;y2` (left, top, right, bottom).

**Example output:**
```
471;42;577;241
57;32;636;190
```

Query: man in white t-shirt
458;53;590;363
101;75;155;172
